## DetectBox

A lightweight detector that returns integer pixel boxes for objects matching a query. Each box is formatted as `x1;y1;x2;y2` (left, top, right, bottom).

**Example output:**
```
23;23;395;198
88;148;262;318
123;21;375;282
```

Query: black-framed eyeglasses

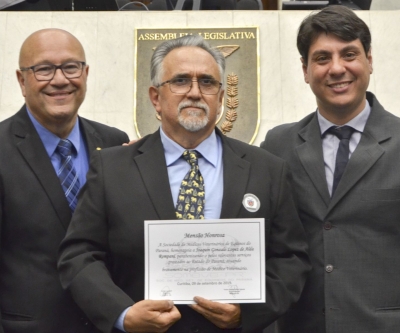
20;61;86;81
157;77;222;95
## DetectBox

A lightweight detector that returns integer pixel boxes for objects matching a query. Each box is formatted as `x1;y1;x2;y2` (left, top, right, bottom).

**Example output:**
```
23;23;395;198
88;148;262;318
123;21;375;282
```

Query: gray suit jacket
261;92;400;333
58;129;311;333
0;106;129;333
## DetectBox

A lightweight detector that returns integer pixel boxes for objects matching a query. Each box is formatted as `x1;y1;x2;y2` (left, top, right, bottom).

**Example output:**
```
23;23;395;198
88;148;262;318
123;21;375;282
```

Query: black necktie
175;150;205;220
327;126;355;196
56;139;80;211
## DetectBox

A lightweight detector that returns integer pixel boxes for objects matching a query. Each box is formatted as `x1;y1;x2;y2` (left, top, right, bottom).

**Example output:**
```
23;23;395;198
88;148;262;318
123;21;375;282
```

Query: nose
186;80;202;99
50;68;69;85
329;56;346;76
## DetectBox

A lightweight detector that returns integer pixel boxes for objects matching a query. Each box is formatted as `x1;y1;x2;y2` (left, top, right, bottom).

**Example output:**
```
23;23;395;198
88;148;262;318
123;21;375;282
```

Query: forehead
22;32;85;65
309;33;363;54
162;46;220;79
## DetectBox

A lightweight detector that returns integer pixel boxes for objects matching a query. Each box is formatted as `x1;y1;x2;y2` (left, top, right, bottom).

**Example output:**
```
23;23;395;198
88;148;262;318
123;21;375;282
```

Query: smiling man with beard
58;34;310;333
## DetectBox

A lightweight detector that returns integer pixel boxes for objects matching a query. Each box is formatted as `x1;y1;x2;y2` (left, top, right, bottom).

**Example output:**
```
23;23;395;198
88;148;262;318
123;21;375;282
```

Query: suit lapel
135;131;176;220
328;94;388;211
296;114;331;207
220;136;251;218
12;107;72;229
80;117;104;153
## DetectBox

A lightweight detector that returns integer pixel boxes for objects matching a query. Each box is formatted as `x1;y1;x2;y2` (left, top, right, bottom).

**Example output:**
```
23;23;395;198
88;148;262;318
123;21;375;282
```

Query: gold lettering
139;30;256;41
245;32;256;39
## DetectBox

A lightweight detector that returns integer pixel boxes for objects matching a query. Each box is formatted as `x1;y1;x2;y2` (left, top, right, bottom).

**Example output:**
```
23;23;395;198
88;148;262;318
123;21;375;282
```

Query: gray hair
150;34;225;86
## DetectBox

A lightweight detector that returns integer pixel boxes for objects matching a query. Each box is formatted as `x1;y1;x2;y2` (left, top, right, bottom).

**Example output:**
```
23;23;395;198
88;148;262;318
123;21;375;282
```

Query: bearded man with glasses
58;34;310;333
0;28;129;333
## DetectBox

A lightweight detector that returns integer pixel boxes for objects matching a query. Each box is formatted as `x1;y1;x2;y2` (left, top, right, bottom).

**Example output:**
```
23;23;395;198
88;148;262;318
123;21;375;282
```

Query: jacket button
191;327;200;333
324;222;332;230
326;264;334;273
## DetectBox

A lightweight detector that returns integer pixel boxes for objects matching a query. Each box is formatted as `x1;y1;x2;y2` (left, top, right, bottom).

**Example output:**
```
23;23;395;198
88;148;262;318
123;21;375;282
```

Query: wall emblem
134;27;260;144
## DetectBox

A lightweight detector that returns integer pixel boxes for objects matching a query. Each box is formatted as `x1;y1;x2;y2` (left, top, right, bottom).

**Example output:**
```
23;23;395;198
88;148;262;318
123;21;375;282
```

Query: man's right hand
123;300;181;333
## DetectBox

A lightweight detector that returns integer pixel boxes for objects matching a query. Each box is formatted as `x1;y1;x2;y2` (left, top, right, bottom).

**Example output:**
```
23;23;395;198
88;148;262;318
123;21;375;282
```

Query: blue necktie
328;126;355;196
56;139;80;211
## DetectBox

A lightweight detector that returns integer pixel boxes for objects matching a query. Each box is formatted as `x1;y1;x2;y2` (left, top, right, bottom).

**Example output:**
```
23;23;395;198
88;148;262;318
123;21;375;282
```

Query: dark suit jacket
261;92;400;333
58;129;311;333
2;0;70;10
0;106;129;333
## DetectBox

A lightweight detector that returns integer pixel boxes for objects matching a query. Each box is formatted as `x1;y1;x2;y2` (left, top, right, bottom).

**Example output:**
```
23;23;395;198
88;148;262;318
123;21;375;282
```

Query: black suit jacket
0;106;129;333
2;0;70;10
261;92;400;333
58;129;311;333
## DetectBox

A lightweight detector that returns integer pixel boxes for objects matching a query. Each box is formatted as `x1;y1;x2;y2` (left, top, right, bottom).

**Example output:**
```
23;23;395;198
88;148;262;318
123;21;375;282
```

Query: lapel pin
242;193;260;213
96;147;102;150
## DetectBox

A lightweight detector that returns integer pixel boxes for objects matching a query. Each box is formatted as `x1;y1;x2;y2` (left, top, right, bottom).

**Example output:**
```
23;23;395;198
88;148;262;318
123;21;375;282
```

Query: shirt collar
26;107;81;157
318;99;371;136
160;127;219;167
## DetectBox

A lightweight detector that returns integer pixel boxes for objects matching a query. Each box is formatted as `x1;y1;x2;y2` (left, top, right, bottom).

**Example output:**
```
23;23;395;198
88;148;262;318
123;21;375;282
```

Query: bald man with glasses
0;28;129;333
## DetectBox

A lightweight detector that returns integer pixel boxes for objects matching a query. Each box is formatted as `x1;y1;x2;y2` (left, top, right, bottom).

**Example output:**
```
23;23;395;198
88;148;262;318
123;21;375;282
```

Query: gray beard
178;101;210;132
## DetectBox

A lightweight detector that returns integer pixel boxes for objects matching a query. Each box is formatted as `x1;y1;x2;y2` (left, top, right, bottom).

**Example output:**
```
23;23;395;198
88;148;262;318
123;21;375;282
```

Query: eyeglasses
157;77;222;95
20;61;86;81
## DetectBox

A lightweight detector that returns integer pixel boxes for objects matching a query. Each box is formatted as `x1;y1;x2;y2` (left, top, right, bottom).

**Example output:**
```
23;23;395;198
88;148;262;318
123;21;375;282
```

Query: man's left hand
189;296;241;329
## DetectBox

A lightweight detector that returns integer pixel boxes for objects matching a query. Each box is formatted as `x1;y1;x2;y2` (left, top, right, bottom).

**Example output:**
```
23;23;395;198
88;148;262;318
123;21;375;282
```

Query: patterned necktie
327;125;355;196
56;139;80;211
175;150;205;219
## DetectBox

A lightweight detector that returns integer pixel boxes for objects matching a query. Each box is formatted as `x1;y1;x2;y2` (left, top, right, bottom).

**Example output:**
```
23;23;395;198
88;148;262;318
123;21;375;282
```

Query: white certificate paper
144;218;265;304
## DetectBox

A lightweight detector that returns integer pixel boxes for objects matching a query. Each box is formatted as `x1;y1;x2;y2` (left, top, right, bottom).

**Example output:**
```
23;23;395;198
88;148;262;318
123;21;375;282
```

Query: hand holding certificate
145;218;265;304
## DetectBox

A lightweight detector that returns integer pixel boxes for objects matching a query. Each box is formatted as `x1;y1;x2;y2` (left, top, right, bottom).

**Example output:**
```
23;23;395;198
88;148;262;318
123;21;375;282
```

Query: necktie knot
183;150;199;168
327;125;355;140
57;139;73;158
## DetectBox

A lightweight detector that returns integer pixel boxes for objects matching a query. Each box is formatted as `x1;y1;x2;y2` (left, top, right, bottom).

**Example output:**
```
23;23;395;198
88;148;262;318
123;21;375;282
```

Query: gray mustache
178;101;209;113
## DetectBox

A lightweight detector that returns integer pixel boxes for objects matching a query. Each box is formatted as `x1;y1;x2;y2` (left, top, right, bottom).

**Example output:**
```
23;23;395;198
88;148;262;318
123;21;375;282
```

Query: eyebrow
311;44;362;57
172;73;216;80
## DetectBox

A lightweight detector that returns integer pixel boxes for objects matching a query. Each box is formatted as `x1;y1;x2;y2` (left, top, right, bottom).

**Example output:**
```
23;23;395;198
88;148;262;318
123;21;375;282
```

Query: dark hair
297;5;371;64
150;34;225;86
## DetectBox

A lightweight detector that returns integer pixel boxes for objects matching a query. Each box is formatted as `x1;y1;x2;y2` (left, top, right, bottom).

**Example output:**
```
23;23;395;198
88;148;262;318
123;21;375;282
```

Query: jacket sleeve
0;176;4;333
58;151;133;333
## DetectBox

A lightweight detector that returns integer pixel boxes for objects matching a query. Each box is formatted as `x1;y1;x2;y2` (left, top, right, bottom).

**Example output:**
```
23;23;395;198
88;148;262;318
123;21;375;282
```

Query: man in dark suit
261;6;400;333
1;0;70;10
0;29;129;333
58;34;310;333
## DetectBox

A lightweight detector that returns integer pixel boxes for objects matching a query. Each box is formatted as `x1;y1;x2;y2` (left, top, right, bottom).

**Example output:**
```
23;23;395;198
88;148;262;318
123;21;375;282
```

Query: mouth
46;91;74;98
182;107;204;112
327;81;352;89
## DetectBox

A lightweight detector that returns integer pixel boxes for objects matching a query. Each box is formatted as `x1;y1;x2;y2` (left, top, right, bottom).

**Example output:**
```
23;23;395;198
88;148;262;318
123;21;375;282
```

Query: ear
85;64;89;77
16;70;27;97
149;86;162;114
301;57;309;84
217;88;224;118
367;48;373;74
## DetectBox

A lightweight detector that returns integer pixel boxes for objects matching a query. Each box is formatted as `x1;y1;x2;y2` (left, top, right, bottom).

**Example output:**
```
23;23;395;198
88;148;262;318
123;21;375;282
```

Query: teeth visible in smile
49;92;69;96
330;82;350;88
